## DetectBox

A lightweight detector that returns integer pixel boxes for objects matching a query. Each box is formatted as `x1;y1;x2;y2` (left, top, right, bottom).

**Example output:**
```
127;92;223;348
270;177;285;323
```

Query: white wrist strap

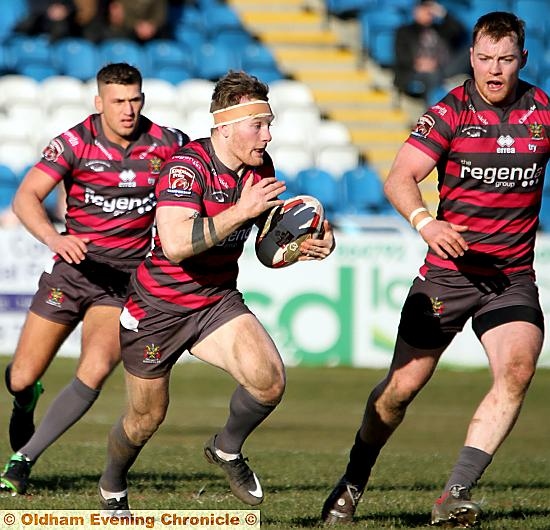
415;216;435;232
408;207;428;226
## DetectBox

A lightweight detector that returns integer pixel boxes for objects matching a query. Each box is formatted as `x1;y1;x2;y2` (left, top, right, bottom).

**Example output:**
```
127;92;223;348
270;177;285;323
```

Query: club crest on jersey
430;297;444;317
528;123;544;141
149;156;162;174
119;169;137;187
411;115;435;138
41;139;64;162
46;288;64;307
167;166;194;196
143;343;161;364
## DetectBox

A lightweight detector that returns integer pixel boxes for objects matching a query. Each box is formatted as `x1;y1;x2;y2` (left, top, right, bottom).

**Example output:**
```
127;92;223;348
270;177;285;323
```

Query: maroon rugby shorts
398;267;543;349
119;289;252;378
29;258;131;326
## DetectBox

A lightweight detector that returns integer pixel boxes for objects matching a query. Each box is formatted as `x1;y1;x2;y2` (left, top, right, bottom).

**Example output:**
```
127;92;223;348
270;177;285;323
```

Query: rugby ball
255;195;325;268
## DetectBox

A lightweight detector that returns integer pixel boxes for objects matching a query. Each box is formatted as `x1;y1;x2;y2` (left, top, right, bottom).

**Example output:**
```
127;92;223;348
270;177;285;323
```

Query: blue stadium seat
53;38;100;81
242;41;279;70
426;84;449;106
359;8;405;66
5;35;58;80
193;42;240;81
512;0;548;35
538;199;550;232
458;0;513;31
173;26;207;57
211;28;254;53
296;167;342;216
342;165;390;214
0;164;18;209
173;6;207;46
98;39;149;75
0;1;27;43
326;0;378;17
201;4;244;37
144;39;193;84
246;65;284;84
275;169;296;200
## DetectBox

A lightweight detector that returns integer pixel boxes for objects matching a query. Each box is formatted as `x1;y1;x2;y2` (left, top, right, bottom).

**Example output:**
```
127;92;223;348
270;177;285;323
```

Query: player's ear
95;95;103;113
520;49;528;69
219;124;231;139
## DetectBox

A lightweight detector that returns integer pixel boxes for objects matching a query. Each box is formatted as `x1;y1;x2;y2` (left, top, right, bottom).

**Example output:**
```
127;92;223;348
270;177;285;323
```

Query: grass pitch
0;357;549;528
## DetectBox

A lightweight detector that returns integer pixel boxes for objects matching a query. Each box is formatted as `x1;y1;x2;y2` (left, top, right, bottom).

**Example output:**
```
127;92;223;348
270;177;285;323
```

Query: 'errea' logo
460;163;542;188
496;135;515;153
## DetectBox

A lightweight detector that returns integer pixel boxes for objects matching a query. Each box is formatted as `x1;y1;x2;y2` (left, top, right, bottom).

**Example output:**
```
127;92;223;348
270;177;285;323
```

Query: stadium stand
0;164;18;209
40;75;88;112
0;0;549;230
52;37;100;80
342;164;390;214
143;39;193;84
0;74;40;107
296;167;341;218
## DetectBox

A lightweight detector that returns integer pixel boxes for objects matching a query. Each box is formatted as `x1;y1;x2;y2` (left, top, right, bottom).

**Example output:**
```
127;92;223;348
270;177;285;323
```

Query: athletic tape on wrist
415;216;435;232
408;207;428;226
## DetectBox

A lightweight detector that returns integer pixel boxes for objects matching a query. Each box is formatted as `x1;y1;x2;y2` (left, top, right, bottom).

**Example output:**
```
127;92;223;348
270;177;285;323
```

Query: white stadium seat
40;75;87;112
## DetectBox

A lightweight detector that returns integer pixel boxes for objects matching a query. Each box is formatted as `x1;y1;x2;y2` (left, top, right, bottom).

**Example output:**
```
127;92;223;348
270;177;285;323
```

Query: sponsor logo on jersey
172;155;203;172
216;226;253;248
411;114;435;138
84;187;156;215
149;156;162;174
41;139;64;162
212;190;228;203
62;130;79;147
94;139;114;160
46;287;64;307
119;169;137;187
431;104;447;117
85;160;111;172
460;162;542;188
462;126;486;138
139;142;158;159
519;105;536;124
468;103;489;126
167;165;194;196
143;343;161;364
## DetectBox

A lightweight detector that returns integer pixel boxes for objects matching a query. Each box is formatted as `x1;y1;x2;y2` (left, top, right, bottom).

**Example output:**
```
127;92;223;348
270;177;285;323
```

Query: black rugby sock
20;377;99;461
444;446;493;491
215;385;276;454
345;430;381;489
100;418;145;492
5;364;37;408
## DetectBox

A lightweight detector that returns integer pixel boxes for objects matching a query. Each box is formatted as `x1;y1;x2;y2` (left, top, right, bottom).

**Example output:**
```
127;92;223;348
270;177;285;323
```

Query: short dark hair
96;63;143;88
473;11;525;51
210;70;269;113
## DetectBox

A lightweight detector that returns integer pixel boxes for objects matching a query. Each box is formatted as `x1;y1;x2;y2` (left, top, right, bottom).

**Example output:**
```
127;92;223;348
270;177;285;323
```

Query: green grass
0;357;549;528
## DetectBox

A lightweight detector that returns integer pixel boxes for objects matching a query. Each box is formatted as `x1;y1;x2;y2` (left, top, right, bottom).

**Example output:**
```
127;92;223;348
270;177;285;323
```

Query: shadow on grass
282;506;550;529
32;471;218;493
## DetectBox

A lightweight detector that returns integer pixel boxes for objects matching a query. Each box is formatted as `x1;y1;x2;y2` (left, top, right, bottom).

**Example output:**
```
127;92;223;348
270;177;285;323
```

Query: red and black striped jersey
36;114;187;271
132;137;276;315
408;78;550;277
